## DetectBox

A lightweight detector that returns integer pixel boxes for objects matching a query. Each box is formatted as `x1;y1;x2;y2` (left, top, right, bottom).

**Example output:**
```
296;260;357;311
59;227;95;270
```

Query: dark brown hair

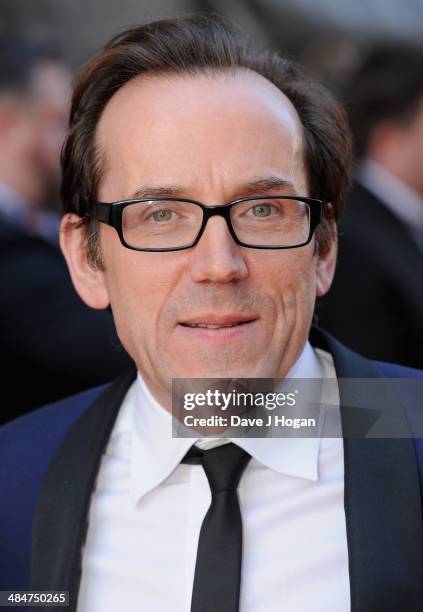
61;14;351;263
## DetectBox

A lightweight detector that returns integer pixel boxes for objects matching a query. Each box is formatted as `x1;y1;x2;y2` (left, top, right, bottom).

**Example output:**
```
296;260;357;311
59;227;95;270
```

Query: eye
251;204;272;217
151;208;173;222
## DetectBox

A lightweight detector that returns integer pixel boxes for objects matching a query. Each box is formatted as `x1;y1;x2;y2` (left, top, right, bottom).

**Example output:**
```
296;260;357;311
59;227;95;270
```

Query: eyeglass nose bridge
194;202;241;247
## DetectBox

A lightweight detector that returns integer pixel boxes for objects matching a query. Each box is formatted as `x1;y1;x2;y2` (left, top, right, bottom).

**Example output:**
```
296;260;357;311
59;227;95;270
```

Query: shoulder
373;362;423;428
373;360;423;486
374;361;423;378
0;383;108;485
371;360;422;427
0;384;108;589
373;361;423;429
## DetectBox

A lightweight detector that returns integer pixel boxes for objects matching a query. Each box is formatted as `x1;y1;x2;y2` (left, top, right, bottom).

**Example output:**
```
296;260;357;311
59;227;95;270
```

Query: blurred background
0;0;422;422
2;0;423;76
2;0;423;68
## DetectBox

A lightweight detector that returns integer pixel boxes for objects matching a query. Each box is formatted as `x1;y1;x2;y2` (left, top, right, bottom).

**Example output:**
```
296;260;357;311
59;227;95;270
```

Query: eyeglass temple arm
90;202;111;223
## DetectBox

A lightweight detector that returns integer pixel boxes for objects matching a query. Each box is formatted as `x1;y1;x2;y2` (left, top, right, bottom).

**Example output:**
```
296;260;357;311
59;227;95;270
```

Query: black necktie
182;443;251;612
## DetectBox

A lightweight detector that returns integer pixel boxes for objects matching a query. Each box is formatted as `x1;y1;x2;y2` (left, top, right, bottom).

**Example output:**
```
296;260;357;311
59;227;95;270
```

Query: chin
184;364;262;380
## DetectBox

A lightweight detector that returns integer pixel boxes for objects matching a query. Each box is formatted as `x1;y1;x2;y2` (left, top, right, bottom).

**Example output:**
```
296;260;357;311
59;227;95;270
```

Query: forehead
96;69;306;199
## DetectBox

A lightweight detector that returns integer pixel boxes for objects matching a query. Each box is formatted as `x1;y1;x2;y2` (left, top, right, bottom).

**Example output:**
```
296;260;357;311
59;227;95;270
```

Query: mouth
179;314;258;330
176;314;259;348
180;320;254;329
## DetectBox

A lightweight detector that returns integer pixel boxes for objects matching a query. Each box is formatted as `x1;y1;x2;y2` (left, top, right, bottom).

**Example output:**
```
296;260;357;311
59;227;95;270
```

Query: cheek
255;248;317;309
102;239;185;337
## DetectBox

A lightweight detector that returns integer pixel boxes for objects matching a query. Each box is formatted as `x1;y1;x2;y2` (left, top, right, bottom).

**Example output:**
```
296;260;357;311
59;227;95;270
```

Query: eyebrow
130;185;186;199
128;176;298;201
240;177;298;196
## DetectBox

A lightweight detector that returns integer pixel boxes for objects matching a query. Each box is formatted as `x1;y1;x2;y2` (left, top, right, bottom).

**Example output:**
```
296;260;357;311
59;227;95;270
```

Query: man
1;16;422;612
318;43;423;368
0;39;132;422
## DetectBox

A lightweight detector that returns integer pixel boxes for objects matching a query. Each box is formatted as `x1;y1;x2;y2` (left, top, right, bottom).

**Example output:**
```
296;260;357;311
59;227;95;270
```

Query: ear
60;213;110;309
315;219;338;298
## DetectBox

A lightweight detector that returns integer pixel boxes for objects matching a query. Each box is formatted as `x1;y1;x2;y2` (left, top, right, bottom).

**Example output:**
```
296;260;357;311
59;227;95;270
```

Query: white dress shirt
77;342;350;612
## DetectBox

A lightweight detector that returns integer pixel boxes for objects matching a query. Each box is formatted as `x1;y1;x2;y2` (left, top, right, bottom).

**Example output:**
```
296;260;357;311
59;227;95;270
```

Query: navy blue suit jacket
1;328;423;612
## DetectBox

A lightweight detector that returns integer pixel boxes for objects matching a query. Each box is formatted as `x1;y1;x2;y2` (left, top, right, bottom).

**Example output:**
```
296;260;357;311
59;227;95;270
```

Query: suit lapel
311;328;423;611
30;368;136;612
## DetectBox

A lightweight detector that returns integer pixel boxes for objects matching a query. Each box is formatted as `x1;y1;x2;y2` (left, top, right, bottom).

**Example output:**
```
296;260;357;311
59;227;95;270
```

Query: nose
189;215;249;283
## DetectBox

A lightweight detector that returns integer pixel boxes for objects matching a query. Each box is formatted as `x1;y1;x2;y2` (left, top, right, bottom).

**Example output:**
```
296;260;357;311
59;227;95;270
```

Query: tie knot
183;443;251;495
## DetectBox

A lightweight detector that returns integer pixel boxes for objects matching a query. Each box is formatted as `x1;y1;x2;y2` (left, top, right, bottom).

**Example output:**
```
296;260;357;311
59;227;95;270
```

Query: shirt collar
233;342;327;482
125;341;336;504
128;373;193;505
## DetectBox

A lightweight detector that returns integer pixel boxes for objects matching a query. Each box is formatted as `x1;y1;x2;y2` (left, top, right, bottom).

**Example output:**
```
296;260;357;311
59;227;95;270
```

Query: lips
179;314;257;329
181;321;250;329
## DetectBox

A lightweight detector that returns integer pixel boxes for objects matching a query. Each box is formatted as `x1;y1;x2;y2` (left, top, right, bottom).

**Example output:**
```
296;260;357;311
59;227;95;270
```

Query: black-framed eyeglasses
86;195;326;252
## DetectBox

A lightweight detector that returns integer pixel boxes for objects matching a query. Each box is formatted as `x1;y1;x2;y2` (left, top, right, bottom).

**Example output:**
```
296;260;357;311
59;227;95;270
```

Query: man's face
64;71;336;407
